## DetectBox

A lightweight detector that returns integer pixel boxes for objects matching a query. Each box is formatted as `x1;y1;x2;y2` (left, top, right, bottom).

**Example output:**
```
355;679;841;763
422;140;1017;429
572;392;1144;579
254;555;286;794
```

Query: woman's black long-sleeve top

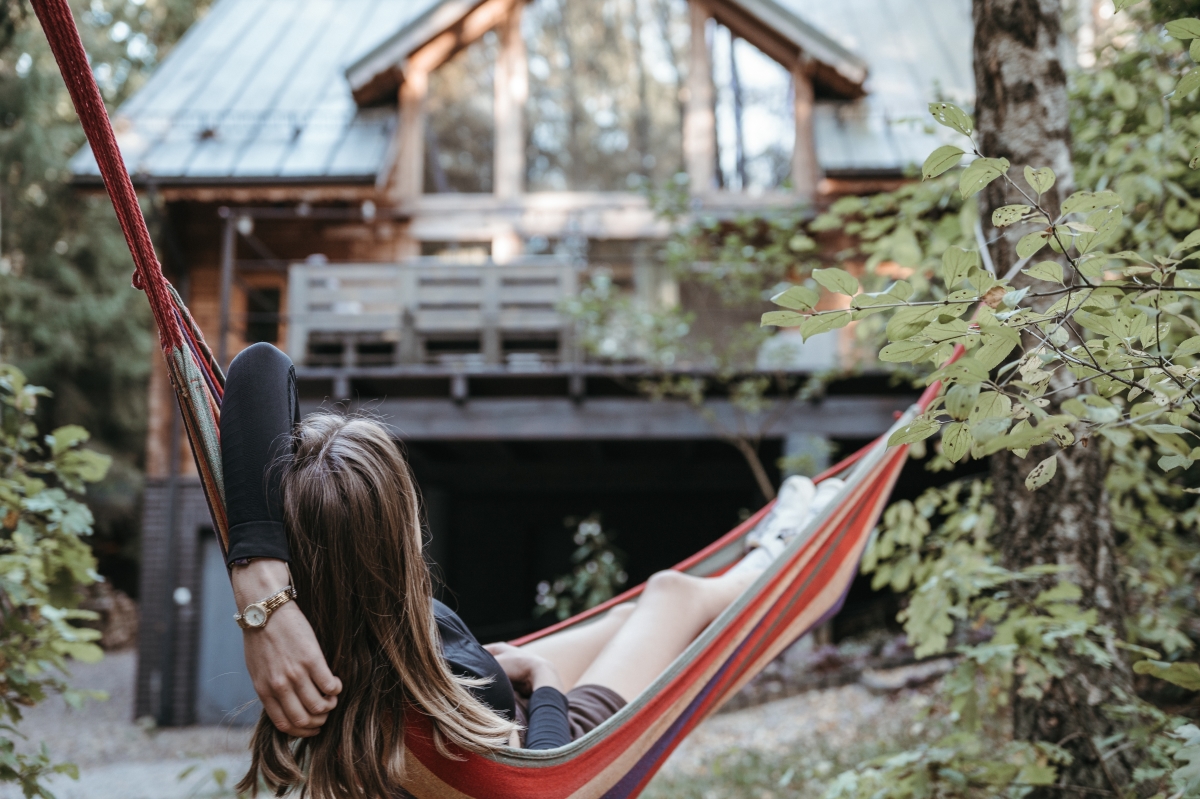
219;343;571;750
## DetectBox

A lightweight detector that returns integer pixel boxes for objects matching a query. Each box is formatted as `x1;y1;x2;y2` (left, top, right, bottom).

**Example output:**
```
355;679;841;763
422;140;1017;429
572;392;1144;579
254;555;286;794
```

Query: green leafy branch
764;97;1200;486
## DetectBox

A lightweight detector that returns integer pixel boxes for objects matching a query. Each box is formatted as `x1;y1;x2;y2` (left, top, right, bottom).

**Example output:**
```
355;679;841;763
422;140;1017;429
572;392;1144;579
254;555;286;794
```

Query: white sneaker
803;478;846;528
748;476;816;547
733;477;848;576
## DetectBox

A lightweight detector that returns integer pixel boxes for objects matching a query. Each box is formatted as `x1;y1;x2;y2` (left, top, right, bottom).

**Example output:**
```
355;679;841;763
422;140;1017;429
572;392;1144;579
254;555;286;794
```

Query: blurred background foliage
0;0;208;596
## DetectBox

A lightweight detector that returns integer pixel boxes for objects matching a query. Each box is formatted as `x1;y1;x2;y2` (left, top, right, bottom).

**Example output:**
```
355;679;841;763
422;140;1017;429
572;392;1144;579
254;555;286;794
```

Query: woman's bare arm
232;559;342;737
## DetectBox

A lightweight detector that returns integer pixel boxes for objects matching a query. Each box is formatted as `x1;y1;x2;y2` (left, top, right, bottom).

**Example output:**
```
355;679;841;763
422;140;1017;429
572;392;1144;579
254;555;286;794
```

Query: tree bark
973;0;1139;792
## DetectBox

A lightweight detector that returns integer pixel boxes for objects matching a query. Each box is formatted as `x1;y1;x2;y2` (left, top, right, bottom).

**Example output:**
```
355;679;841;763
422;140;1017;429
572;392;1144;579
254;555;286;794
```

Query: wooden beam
298;396;912;440
406;0;514;77
791;62;819;201
493;4;526;201
391;70;428;204
684;3;717;193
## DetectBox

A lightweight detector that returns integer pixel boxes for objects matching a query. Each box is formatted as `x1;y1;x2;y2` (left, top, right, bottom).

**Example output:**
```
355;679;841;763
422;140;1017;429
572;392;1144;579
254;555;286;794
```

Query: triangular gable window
425;32;498;193
523;0;690;192
710;21;794;192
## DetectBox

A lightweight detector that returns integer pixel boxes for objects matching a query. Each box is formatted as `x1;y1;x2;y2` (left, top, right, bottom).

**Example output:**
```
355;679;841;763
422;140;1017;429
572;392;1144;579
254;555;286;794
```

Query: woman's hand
484;642;565;696
232;559;342;737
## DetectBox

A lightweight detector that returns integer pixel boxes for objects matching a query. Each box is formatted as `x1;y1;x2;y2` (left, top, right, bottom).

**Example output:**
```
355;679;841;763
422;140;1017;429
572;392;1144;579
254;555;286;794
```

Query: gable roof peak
345;0;868;107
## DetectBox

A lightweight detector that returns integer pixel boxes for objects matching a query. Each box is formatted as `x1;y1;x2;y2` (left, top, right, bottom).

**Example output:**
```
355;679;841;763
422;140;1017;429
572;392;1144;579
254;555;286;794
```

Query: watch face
243;604;267;627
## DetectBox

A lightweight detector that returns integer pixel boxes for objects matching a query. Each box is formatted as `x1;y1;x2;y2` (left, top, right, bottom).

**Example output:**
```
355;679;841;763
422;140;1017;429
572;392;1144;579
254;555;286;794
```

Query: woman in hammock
223;343;840;798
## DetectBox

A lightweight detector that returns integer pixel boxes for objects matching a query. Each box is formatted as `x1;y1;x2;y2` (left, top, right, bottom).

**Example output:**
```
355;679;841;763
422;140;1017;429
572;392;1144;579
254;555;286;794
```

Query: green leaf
761;310;806;327
941;421;971;462
46;425;90;456
1016;230;1051;258
970;390;1013;422
959;157;1010;199
1192;37;1200;61
799;311;851;341
975;328;1021;369
1113;0;1140;8
1176;334;1200;358
1180;68;1200;96
1160;453;1194;471
887;280;914;301
991;204;1032;227
1025;455;1058;490
811;268;859;296
1076;207;1123;254
770;285;821;311
879;340;934;363
921;145;965;179
1167;17;1200;38
935;355;991;386
57;449;112;488
1113;80;1138;109
888;415;941;446
928;102;974;136
1133;660;1200;690
1180;229;1200;251
1023;260;1064;284
1024;165;1055;195
941;247;978;288
1061;190;1121;215
945;384;980;421
1016;764;1058;786
1174;724;1200;797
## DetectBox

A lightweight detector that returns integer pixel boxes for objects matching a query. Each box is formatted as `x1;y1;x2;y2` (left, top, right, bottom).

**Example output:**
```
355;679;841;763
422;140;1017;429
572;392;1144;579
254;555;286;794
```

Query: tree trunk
973;0;1140;792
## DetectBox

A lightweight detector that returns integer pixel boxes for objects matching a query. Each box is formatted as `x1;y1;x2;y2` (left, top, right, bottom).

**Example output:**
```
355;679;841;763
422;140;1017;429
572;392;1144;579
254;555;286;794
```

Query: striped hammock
32;0;950;795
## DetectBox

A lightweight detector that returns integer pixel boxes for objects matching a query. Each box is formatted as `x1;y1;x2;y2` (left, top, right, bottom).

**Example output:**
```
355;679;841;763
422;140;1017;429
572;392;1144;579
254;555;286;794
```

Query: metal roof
70;0;440;184
785;0;975;174
71;0;973;183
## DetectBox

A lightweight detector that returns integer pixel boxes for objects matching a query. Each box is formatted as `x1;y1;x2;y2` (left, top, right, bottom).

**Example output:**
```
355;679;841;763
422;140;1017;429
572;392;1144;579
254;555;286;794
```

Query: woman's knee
642;570;701;603
606;602;636;625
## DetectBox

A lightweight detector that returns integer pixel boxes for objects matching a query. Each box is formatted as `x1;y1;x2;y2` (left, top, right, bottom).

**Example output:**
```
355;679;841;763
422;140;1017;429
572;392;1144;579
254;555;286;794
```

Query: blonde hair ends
238;414;516;798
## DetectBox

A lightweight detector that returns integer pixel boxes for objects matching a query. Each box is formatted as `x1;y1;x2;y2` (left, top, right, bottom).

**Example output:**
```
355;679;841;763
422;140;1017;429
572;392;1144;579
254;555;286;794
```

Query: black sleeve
524;687;571;750
219;342;299;567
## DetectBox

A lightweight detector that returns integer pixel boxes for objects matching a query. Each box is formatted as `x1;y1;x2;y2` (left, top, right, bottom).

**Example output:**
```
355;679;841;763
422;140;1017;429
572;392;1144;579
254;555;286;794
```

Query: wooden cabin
71;0;971;725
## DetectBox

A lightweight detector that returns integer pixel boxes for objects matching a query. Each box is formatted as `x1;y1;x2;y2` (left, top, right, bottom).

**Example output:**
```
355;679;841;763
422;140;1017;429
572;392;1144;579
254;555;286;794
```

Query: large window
523;0;690;192
710;23;794;192
425;32;498;193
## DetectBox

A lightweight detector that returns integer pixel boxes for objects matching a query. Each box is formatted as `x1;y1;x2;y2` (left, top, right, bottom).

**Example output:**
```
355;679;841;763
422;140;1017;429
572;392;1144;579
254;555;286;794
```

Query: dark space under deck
294;369;925;640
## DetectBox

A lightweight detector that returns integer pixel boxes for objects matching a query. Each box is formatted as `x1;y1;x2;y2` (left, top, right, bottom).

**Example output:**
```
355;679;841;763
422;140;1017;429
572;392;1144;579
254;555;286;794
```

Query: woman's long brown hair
238;414;516;798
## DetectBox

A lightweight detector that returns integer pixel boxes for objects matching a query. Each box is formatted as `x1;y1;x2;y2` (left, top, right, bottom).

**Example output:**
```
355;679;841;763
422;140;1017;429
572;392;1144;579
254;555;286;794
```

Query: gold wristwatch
234;585;297;630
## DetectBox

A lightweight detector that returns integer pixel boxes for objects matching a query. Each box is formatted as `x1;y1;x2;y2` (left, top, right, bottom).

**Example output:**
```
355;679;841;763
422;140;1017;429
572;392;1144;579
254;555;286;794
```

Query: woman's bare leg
574;568;760;701
505;603;636;692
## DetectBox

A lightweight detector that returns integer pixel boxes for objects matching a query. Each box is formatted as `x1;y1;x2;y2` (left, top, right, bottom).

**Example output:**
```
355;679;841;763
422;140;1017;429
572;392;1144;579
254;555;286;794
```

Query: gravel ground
7;649;938;798
655;682;934;780
3;651;254;799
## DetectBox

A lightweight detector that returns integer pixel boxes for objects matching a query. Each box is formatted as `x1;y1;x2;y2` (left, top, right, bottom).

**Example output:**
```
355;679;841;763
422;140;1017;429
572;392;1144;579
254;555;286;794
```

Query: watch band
234;584;297;629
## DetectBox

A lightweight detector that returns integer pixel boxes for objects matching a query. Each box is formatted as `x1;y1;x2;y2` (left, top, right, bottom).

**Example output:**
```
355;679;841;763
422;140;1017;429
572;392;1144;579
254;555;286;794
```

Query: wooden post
684;3;716;194
494;4;526;201
217;209;235;367
791;61;819;201
393;70;429;204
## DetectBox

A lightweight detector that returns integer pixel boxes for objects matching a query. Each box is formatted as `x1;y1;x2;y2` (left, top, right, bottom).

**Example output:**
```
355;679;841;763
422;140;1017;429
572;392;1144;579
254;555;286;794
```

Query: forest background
0;0;210;598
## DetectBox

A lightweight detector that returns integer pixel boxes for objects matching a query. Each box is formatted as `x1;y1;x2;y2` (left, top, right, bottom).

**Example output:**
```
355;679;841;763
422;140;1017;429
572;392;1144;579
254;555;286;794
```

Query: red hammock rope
30;0;181;353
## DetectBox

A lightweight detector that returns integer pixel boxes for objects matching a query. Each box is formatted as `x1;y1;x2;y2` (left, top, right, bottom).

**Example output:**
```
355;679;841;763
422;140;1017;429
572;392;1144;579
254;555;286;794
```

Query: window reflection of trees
425;31;498;193
523;0;690;192
711;23;794;192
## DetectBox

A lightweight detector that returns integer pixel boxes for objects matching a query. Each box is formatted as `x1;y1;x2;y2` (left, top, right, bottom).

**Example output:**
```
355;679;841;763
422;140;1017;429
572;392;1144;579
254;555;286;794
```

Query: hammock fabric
32;1;954;795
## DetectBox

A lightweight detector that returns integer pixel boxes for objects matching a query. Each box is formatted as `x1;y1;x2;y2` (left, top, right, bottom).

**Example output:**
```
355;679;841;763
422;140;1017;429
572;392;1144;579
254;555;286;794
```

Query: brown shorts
515;684;626;745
